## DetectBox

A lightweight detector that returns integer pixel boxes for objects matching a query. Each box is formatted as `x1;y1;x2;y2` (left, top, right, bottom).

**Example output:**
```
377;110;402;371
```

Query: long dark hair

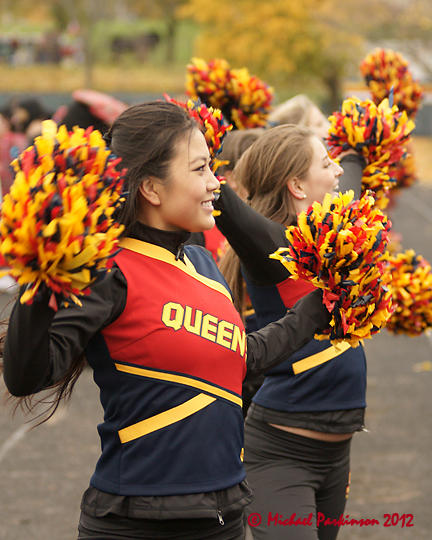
107;100;199;234
3;100;200;423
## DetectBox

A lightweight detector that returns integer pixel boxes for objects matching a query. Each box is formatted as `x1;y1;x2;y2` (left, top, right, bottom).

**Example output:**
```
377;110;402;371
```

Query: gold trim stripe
118;238;232;302
292;342;351;375
118;394;216;443
115;363;242;408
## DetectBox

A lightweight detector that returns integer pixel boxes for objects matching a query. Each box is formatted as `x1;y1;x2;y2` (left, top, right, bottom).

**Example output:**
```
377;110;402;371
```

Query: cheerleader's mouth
201;199;215;211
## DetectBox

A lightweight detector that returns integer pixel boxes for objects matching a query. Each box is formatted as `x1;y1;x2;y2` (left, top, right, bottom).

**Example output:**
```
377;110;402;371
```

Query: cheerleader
216;124;368;540
2;101;331;540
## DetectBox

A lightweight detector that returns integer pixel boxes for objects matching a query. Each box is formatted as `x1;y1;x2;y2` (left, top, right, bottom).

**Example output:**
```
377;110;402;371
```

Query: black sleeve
215;183;290;284
215;154;365;286
3;267;127;397
338;153;366;199
246;288;331;374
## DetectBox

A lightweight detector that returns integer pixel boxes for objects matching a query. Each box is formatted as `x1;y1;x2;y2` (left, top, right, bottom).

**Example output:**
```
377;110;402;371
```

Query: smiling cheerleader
2;101;331;540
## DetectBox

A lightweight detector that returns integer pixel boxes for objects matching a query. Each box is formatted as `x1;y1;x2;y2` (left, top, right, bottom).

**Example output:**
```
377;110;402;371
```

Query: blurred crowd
0;90;128;198
0;29;79;66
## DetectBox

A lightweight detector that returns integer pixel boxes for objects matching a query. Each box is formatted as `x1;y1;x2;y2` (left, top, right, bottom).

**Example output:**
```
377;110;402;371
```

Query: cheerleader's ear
287;177;307;200
138;177;162;206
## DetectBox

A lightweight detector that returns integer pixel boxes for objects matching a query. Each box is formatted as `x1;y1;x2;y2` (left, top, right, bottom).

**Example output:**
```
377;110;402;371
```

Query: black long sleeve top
213;153;367;432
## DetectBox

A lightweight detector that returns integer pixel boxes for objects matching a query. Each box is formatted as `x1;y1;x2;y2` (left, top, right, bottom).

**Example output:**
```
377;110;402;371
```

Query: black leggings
244;418;351;540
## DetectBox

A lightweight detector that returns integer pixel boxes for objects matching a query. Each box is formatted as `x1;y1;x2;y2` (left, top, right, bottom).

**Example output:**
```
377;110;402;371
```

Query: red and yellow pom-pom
360;48;424;118
229;67;274;129
270;190;393;347
382;250;432;336
327;97;415;208
186;57;273;130
186;57;232;110
360;164;394;210
390;152;417;191
0;120;126;306
164;94;232;173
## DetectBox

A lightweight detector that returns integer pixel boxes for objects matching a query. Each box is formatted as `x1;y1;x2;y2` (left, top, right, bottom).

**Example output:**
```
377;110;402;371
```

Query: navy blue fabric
243;270;287;328
184;245;232;294
243;273;367;413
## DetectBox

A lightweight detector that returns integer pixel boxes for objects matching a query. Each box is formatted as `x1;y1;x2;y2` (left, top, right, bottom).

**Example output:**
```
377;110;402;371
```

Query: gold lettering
216;320;234;349
162;302;245;357
161;302;184;331
201;313;218;342
184;305;203;335
231;325;246;357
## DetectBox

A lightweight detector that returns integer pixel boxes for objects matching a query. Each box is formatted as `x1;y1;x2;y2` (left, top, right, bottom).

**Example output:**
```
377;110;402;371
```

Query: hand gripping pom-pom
270;190;393;347
0;120;126;306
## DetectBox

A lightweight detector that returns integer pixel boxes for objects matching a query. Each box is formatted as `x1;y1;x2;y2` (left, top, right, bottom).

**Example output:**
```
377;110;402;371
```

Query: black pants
244;418;351;540
78;509;245;539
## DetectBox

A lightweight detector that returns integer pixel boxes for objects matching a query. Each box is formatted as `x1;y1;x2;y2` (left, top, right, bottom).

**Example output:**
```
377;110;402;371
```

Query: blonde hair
268;94;317;128
219;124;314;311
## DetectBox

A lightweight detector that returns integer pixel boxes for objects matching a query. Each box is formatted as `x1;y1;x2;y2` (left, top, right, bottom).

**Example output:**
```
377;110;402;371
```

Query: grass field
0;64;187;94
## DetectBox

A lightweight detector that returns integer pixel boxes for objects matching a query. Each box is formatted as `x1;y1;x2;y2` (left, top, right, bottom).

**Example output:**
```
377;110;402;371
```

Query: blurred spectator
35;31;62;64
111;32;160;62
55;89;128;134
9;98;51;136
268;94;330;139
0;104;27;196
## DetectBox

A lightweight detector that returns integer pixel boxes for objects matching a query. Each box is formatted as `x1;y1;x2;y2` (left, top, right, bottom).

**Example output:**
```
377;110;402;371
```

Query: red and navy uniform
86;239;247;496
214;164;367;419
244;273;367;413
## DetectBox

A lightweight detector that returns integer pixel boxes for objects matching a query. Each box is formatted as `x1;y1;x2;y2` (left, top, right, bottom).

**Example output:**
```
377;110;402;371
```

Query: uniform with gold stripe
86;239;247;496
243;272;367;413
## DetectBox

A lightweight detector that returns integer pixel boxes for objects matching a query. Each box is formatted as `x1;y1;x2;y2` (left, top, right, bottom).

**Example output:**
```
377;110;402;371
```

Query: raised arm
3;269;126;397
337;153;366;199
215;153;365;285
215;182;289;284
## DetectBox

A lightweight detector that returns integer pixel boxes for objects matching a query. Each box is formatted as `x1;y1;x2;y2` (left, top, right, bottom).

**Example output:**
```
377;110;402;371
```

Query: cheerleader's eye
194;158;211;172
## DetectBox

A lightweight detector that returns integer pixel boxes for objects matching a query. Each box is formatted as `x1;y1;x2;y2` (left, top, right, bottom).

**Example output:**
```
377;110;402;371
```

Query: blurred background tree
0;0;430;105
179;0;432;110
368;0;432;78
